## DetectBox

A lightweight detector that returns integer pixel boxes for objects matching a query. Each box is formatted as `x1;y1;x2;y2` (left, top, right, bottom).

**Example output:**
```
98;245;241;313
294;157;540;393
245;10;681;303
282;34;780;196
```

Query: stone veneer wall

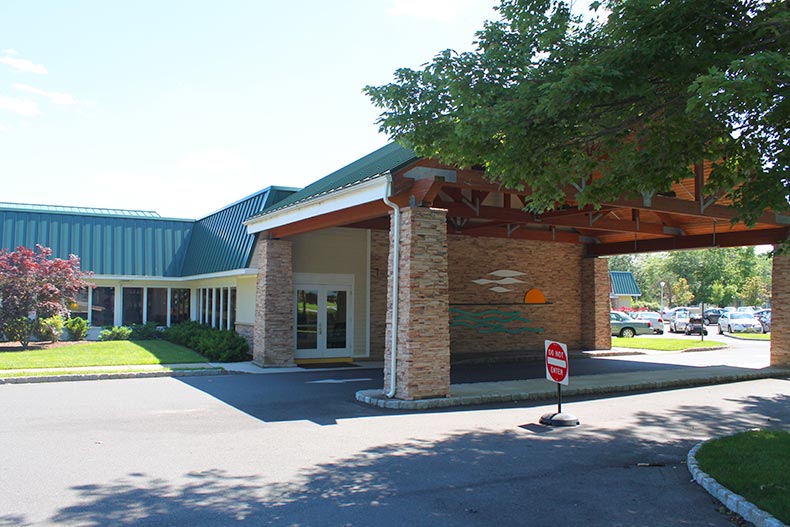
235;323;254;353
447;235;586;358
252;238;295;366
369;229;390;361
581;257;612;351
770;247;790;367
384;207;451;400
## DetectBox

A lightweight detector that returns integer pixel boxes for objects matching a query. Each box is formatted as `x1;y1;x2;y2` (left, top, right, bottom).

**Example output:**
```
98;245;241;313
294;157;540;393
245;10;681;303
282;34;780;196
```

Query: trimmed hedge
163;321;249;362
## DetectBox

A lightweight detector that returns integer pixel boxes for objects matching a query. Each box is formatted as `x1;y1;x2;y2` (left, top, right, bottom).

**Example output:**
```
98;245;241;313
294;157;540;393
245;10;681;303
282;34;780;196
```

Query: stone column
581;257;611;350
384;207;451;400
252;237;295;367
770;247;790;367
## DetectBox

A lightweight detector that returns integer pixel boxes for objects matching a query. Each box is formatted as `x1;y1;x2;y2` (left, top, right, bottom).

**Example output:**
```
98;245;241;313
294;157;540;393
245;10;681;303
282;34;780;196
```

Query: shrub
64;316;89;341
35;315;64;342
99;326;132;341
163;321;249;362
2;317;35;348
130;321;162;340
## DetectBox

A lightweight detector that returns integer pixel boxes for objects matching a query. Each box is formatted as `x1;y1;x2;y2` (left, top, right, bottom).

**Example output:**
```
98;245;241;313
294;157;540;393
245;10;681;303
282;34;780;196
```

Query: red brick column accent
770;248;790;367
384;207;451;400
581;257;611;350
252;238;295;367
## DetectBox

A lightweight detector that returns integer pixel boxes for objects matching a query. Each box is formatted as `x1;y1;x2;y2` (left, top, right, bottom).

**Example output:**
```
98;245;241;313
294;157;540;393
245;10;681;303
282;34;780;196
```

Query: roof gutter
382;172;400;399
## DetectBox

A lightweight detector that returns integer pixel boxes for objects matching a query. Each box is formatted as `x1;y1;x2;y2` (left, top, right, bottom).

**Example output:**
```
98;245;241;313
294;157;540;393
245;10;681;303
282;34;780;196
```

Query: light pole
660;281;666;311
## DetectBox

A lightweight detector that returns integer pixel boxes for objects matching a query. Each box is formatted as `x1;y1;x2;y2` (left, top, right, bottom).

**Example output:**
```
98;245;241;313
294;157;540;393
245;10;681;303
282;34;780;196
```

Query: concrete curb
356;367;790;410
0;368;227;384
688;439;787;527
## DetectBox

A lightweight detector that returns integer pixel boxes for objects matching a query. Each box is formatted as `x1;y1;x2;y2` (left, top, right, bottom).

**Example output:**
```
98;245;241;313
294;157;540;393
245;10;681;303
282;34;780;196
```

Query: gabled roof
251;142;418;220
609;271;641;296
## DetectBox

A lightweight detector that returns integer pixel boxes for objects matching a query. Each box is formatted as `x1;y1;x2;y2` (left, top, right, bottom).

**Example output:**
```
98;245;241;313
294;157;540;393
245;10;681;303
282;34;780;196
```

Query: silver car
717;311;763;334
668;308;691;333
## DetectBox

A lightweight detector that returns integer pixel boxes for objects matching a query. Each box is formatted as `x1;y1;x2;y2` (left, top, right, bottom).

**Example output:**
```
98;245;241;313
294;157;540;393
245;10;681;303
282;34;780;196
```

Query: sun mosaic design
450;269;548;334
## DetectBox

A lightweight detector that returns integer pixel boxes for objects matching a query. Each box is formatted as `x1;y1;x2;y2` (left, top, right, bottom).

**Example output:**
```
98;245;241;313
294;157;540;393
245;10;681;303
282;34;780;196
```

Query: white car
718;311;763;334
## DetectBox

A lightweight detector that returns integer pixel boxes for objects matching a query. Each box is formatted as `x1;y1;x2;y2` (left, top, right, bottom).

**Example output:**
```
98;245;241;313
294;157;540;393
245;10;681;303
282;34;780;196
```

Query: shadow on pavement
174;354;771;426
42;391;790;527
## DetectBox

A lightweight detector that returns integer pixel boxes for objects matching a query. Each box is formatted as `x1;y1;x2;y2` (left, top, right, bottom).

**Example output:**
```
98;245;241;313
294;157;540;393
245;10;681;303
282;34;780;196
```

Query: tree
0;245;92;348
365;0;788;225
672;278;695;307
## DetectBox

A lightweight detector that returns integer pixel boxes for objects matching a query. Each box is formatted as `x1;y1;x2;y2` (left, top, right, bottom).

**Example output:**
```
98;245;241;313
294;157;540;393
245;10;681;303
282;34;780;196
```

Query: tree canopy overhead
365;0;788;225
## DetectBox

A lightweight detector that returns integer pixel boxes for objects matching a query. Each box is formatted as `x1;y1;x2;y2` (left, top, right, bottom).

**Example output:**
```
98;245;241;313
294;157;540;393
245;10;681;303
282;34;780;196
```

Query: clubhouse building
2;142;789;400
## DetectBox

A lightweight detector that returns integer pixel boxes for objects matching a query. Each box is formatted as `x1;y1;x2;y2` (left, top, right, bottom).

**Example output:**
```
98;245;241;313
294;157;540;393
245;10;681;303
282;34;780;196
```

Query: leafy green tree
366;0;788;224
738;275;770;306
672;278;695;307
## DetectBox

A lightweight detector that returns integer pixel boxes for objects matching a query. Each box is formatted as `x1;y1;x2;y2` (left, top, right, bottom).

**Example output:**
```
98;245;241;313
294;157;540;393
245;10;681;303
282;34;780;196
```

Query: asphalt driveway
1;356;788;526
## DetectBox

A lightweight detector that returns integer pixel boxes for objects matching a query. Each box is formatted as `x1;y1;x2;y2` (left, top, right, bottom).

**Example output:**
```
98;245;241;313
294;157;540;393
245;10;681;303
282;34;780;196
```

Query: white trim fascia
92;268;258;282
245;176;389;235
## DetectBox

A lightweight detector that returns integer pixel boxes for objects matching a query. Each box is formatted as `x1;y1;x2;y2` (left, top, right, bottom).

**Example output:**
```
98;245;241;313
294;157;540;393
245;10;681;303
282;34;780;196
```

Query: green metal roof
254;142;418;219
0;202;164;219
0;186;298;277
181;187;297;276
0;209;193;276
609;271;642;296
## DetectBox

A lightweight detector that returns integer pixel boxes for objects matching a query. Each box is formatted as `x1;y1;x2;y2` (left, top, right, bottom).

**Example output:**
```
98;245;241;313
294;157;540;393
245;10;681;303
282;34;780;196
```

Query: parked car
754;310;772;332
633;311;665;334
703;308;725;326
717;311;763;334
610;311;654;338
684;316;708;336
668;308;691;333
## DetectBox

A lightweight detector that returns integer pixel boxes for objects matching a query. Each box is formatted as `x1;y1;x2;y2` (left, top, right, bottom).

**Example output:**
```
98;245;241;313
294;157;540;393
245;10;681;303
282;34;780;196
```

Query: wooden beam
586;227;790;256
453;224;584;244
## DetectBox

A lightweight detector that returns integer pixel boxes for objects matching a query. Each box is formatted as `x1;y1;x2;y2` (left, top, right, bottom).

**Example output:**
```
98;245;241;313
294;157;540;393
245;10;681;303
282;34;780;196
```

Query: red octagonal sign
545;340;569;385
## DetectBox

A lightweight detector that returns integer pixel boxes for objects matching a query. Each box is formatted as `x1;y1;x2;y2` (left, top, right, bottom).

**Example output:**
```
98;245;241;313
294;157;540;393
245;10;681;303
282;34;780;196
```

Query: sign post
539;340;580;427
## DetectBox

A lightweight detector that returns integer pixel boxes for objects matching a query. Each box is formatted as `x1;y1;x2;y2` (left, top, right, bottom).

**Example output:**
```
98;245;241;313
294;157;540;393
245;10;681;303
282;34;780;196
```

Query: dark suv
703;308;725;325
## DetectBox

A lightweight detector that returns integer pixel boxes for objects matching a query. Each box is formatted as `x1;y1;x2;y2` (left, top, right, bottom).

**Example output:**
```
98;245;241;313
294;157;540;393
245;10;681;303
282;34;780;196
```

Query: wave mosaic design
450;308;545;335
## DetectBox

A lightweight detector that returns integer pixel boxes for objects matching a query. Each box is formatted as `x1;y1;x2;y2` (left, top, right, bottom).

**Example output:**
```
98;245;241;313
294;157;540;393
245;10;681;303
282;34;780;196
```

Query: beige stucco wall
290;228;370;357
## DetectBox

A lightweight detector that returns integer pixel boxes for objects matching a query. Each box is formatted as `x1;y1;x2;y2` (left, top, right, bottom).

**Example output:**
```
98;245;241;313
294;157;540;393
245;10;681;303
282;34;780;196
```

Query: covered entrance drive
246;143;790;400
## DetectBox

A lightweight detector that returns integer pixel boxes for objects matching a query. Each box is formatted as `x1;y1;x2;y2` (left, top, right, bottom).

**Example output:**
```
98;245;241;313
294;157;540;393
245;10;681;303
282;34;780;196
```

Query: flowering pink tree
0;245;93;348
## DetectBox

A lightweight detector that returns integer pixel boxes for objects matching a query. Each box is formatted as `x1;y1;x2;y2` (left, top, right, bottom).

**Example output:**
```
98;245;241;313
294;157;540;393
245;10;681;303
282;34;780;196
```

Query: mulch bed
0;340;85;352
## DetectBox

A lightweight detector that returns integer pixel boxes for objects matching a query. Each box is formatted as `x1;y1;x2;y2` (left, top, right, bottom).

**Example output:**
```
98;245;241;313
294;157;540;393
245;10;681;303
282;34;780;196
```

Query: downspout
382;172;400;398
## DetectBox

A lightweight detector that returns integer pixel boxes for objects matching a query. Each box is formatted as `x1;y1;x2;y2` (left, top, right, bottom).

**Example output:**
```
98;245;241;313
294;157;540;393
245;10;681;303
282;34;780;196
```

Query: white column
212;288;218;328
114;285;123;326
142;288;148;324
166;287;172;327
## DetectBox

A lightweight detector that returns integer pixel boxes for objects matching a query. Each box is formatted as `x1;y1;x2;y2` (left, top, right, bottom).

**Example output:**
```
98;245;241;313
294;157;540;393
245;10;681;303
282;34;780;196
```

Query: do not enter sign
545;340;569;385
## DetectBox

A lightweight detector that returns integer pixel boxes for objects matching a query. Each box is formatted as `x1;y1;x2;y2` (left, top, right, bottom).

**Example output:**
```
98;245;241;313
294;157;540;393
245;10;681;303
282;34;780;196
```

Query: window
171;289;190;325
92;287;115;327
70;288;90;320
147;288;168;325
122;287;143;325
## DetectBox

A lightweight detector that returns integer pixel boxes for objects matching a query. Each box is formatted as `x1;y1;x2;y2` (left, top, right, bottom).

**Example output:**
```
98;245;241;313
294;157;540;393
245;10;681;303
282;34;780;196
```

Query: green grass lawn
612;337;725;351
0;340;209;370
696;430;790;524
730;332;771;340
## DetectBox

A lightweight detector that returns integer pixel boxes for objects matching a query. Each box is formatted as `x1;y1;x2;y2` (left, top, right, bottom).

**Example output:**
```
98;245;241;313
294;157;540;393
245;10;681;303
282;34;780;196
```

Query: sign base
539;412;580;427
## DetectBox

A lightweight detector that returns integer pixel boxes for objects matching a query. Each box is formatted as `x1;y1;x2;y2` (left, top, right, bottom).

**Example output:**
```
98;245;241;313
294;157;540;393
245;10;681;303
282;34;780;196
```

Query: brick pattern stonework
369;229;390;361
384;207;451;400
448;236;586;358
581;257;612;350
235;323;254;353
770;248;790;367
252;238;295;367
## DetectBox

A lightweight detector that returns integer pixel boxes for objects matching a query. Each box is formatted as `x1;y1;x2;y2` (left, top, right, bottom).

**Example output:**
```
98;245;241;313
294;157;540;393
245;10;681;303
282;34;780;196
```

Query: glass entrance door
295;285;352;359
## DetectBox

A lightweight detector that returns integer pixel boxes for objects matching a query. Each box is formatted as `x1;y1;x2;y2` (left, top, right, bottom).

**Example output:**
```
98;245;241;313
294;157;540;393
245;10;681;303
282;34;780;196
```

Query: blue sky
0;0;514;219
